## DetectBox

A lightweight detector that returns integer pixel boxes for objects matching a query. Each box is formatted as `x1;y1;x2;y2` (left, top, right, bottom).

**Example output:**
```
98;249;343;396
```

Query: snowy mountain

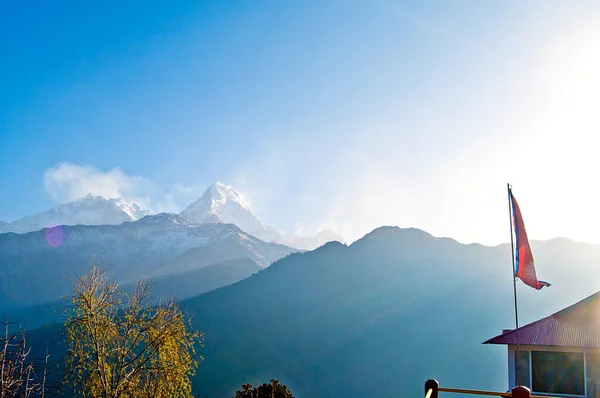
180;182;281;242
180;182;344;249
0;213;296;312
1;182;344;249
0;194;149;234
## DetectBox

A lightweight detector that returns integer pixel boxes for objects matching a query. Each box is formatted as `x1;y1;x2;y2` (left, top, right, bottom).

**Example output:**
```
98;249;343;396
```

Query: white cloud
43;163;201;214
44;163;155;204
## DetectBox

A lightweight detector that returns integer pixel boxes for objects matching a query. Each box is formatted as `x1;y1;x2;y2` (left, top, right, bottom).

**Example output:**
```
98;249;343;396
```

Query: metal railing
425;379;556;398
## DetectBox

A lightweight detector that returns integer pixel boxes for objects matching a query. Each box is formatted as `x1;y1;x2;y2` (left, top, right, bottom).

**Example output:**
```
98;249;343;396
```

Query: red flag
510;190;550;290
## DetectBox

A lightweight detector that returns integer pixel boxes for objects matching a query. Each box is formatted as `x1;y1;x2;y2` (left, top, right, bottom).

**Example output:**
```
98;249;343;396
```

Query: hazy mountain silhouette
25;227;600;397
0;214;294;313
8;257;262;330
181;228;600;397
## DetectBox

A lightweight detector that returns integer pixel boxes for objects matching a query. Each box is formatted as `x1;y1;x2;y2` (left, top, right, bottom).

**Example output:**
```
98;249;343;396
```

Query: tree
232;379;294;398
0;319;49;397
63;264;202;398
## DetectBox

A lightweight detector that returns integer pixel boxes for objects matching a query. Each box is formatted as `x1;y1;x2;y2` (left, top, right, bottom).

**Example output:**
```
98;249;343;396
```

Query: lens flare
45;225;64;248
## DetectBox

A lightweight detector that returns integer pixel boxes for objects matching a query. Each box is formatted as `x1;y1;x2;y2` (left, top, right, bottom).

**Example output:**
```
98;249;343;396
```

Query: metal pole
508;183;521;386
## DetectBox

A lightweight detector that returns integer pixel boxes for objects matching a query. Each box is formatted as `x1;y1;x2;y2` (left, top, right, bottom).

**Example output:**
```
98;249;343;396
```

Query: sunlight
523;28;600;243
539;27;600;133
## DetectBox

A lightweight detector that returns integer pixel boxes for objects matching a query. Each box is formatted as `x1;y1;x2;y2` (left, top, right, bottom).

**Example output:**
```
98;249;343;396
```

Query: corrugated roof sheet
484;291;600;348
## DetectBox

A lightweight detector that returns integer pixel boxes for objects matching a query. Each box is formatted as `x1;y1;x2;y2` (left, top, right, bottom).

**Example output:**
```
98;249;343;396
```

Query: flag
509;189;551;290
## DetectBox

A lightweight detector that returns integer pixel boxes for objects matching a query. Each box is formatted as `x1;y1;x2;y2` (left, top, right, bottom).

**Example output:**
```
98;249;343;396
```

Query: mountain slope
149;257;262;302
181;182;281;243
178;227;600;397
28;227;600;397
0;214;295;312
180;182;344;250
0;194;149;234
10;257;262;330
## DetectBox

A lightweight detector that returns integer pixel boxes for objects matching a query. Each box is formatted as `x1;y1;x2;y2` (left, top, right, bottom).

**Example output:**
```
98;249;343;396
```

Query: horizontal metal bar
439;387;511;397
439;387;557;398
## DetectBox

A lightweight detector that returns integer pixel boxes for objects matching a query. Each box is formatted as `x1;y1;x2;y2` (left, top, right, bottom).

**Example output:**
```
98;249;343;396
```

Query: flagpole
507;183;521;386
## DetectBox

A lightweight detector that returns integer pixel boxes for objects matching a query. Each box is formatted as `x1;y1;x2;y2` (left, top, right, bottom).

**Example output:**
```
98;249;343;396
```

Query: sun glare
533;28;600;243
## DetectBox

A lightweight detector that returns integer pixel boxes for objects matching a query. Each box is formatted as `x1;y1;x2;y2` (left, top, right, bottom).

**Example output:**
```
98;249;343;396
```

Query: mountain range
0;194;150;234
0;213;295;314
25;227;600;397
5;181;600;397
0;182;343;250
0;182;351;320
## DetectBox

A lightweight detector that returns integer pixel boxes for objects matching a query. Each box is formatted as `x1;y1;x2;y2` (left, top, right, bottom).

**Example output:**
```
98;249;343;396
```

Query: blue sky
2;1;600;244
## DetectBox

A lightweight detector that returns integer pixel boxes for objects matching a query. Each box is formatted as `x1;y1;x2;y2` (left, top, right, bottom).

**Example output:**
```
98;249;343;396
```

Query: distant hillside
149;257;262;302
181;228;600;397
26;227;600;397
9;257;262;330
0;214;295;313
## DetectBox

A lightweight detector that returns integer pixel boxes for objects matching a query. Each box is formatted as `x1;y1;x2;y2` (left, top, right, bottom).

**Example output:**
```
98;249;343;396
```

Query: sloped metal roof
484;292;600;348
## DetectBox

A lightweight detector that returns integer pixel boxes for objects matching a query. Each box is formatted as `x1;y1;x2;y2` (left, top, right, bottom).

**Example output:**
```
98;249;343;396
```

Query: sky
1;0;600;245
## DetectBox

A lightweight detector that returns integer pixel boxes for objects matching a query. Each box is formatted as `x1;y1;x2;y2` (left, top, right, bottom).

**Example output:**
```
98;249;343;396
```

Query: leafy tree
233;379;294;398
0;319;50;397
63;264;202;398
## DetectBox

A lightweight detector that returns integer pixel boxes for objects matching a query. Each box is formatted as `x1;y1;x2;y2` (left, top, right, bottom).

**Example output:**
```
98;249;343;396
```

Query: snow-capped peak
0;194;150;234
2;181;346;250
179;182;346;250
208;182;252;212
71;194;149;221
108;197;148;221
180;182;282;243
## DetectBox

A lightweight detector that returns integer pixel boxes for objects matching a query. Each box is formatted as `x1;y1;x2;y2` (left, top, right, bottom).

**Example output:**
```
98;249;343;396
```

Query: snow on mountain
0;194;150;234
0;213;296;312
1;182;344;250
180;182;281;243
180;182;344;250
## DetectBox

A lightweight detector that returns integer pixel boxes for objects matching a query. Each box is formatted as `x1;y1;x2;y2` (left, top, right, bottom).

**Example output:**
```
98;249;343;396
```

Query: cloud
44;163;155;204
43;163;200;213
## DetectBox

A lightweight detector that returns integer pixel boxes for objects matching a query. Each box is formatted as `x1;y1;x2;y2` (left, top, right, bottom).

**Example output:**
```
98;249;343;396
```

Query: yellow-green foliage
64;264;202;398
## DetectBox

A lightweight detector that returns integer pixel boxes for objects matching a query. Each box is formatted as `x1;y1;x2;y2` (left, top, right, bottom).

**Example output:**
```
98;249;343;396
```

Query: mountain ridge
180;182;345;250
180;182;282;243
1;182;344;250
24;225;600;397
0;213;297;312
0;194;150;234
177;227;600;397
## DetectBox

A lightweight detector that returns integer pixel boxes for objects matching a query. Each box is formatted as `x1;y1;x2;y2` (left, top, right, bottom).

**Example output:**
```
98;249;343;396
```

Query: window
586;353;600;398
515;350;531;388
532;351;585;396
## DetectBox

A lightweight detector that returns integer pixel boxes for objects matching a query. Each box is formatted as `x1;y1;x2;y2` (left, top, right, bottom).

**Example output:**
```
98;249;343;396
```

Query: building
484;292;600;397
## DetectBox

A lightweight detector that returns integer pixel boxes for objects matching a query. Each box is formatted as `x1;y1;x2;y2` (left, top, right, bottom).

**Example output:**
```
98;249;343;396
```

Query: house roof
484;291;600;348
